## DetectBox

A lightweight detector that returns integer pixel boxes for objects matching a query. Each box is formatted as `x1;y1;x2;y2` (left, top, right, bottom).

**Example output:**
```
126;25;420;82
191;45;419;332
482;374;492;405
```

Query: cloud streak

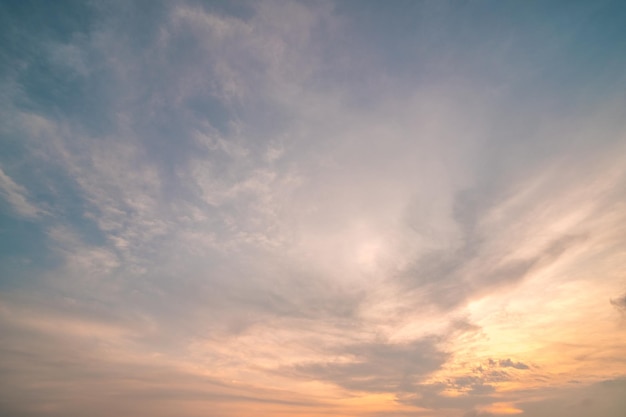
0;166;42;219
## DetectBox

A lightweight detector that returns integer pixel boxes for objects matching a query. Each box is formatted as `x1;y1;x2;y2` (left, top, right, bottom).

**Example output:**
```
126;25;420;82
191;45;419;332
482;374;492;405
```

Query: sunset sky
1;1;626;416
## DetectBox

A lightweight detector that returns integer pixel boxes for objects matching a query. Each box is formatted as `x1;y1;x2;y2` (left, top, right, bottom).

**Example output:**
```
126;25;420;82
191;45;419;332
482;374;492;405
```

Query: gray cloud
517;378;626;417
610;293;626;313
463;411;495;417
287;319;509;413
291;336;449;393
496;358;530;370
400;198;589;310
395;355;534;412
399;382;497;411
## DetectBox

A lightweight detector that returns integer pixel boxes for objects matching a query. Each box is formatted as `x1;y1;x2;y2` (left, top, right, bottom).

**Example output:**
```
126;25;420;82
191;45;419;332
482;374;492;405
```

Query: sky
1;1;626;416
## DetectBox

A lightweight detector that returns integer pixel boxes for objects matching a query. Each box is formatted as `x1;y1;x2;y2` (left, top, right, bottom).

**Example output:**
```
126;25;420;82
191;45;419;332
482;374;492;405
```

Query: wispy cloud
0;166;43;219
1;1;626;416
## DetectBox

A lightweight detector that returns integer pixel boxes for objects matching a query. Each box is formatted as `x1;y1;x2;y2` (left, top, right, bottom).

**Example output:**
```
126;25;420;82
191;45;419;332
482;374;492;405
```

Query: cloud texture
1;1;626;416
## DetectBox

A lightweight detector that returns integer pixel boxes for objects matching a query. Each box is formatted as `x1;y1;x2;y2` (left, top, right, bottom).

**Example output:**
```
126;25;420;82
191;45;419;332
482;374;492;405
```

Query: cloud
0;166;42;219
493;358;530;370
399;197;590;311
2;1;626;417
463;411;494;417
610;293;626;313
0;291;332;417
400;382;497;411
517;378;626;417
292;336;449;394
396;354;532;412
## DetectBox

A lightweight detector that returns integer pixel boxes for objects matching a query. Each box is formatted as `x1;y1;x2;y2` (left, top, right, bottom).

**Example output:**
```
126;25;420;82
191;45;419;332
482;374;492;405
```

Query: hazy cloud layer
1;1;626;416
